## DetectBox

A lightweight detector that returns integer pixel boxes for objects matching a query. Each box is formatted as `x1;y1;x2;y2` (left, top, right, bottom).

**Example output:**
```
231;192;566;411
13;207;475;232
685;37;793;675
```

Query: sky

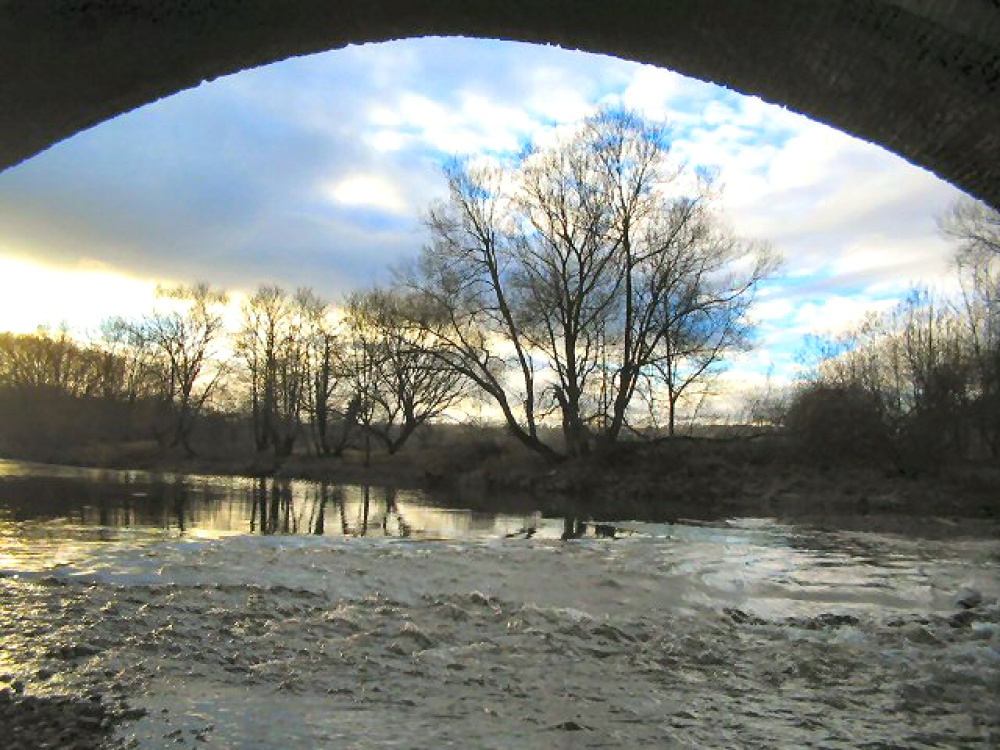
0;37;970;409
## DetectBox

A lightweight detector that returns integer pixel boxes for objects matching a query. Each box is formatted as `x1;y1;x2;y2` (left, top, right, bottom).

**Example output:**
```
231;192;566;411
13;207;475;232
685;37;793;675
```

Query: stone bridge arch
1;1;998;206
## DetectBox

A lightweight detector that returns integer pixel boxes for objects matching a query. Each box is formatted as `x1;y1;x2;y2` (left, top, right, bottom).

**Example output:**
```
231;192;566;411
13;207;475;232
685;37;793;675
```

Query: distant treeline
0;285;460;462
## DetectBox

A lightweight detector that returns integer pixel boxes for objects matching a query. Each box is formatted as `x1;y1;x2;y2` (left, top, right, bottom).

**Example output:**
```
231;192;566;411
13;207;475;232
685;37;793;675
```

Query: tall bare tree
235;285;316;457
941;197;1000;455
401;159;559;458
294;289;339;456
97;316;162;403
401;108;775;458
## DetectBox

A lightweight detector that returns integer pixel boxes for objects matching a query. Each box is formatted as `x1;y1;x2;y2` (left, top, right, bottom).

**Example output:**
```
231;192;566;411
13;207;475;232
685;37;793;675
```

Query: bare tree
97;316;162;403
235;285;316;457
342;288;467;456
134;284;229;453
631;203;773;436
402;108;775;458
797;286;980;470
940;197;1000;263
400;159;560;459
942;197;1000;456
295;289;339;456
0;326;100;396
236;285;284;452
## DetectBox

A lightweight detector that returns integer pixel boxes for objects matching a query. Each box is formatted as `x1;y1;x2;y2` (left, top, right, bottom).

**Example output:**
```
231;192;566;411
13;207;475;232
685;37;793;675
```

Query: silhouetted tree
235;286;317;456
942;198;1000;456
0;326;103;396
342;288;466;455
96;317;162;402
296;290;339;456
401;107;775;458
133;284;229;453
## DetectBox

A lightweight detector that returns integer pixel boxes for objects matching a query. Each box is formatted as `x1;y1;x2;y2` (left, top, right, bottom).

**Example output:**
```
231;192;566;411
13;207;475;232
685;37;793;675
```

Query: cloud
752;298;796;323
617;65;719;122
789;296;898;337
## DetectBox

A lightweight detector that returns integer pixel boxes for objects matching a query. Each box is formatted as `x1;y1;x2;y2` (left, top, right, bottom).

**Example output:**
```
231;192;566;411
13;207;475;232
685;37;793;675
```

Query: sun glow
0;255;160;335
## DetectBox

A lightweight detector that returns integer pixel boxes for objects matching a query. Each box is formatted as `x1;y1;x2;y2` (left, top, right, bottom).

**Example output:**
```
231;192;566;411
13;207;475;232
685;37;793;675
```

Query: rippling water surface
1;460;998;748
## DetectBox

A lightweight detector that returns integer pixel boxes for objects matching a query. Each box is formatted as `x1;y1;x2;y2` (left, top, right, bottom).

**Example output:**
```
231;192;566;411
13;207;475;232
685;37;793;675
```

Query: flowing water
0;459;998;748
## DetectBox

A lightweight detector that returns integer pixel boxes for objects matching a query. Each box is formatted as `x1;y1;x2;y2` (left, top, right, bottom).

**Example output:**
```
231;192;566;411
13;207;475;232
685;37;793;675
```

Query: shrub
783;384;891;466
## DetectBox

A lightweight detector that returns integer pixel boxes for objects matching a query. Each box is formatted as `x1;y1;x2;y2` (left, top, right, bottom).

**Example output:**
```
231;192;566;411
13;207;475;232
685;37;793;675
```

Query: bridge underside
1;1;998;206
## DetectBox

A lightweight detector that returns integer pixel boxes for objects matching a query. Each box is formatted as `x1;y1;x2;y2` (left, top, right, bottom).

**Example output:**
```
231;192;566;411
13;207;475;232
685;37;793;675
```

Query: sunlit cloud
617;66;712;122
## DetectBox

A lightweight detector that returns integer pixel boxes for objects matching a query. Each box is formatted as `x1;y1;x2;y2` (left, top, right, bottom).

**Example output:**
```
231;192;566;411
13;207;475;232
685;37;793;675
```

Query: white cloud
365;87;544;157
366;130;412;152
828;232;954;287
765;122;855;192
702;100;736;126
752;298;797;322
618;65;709;121
398;93;450;133
457;92;538;149
790;296;898;337
523;65;598;124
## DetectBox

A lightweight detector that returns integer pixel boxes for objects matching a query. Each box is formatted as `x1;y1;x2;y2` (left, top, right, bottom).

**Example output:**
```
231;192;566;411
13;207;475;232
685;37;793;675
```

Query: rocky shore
0;688;132;750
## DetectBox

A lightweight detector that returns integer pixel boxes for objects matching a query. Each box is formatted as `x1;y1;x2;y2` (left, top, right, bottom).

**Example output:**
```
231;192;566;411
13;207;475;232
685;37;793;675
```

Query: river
0;459;998;748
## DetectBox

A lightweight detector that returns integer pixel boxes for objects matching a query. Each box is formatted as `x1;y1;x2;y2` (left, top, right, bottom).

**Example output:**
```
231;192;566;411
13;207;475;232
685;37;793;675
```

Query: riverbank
4;434;998;527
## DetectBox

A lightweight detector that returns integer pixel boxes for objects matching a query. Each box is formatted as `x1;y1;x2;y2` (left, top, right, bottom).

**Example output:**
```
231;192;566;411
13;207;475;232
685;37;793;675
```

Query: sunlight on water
0;458;556;541
1;460;998;747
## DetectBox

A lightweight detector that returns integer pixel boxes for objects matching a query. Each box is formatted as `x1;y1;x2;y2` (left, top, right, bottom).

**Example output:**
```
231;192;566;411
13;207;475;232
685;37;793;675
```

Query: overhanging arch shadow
1;0;998;206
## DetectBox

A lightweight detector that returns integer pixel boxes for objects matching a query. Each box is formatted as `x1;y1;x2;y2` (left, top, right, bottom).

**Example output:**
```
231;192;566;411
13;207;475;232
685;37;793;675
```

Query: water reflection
0;460;548;540
244;480;419;537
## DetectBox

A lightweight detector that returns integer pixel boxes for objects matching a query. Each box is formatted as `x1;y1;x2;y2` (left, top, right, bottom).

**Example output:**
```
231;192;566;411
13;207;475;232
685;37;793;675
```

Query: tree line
0;283;466;462
786;198;1000;472
0;108;777;463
